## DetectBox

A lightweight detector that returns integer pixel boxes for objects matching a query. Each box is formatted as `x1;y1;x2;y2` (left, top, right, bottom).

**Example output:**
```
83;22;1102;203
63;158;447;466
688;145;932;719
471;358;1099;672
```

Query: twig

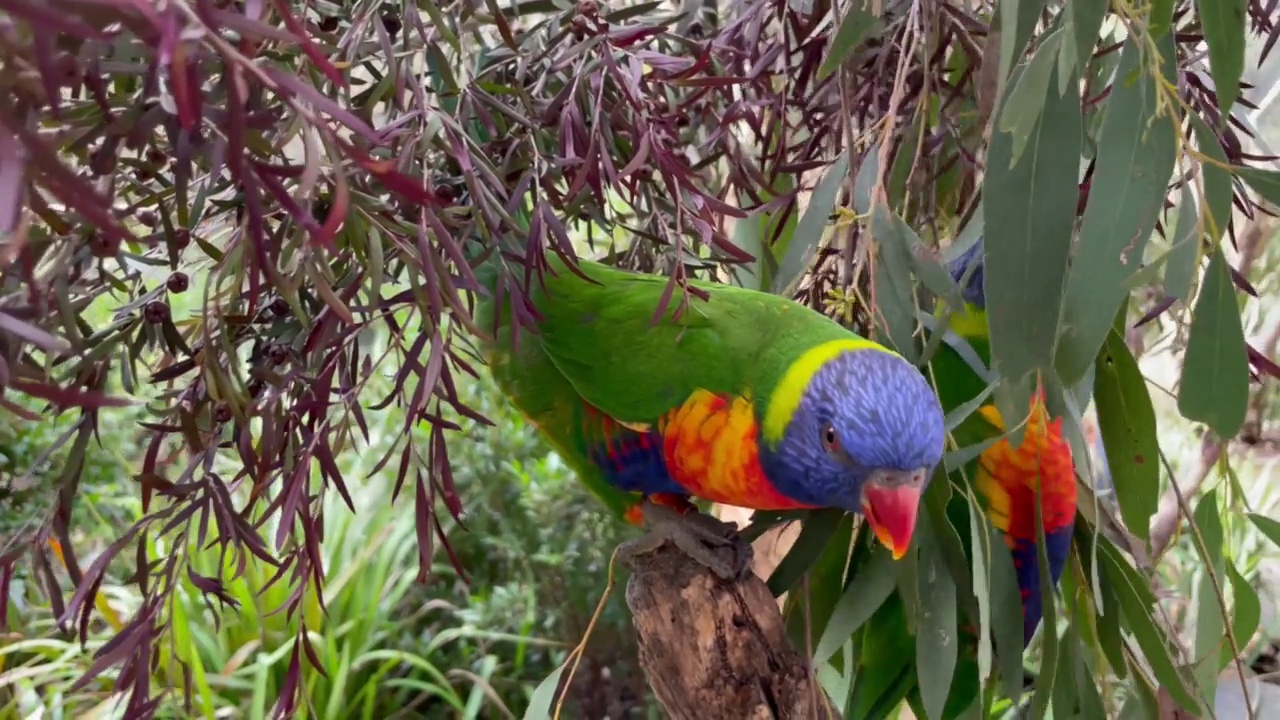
1163;449;1254;720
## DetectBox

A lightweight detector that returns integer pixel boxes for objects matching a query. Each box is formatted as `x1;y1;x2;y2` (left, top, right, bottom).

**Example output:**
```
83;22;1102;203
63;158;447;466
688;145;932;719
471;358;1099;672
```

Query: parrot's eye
820;422;840;454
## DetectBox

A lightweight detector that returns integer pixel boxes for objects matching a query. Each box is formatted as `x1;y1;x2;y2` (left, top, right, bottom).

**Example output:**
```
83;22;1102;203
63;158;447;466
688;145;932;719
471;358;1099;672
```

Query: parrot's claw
618;499;754;581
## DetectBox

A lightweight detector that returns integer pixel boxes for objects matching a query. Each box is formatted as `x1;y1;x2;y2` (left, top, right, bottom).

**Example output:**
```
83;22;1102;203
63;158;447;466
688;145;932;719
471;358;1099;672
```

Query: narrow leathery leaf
920;314;993;381
1164;183;1201;302
1068;0;1109;64
523;664;566;720
772;151;848;295
1050;626;1075;720
943;378;998;433
767;508;846;597
1196;0;1247;115
1057;33;1177;383
1236;166;1280;205
1073;621;1109;719
1149;0;1176;37
1191;489;1225;699
813;544;895;666
819;3;880;80
913;519;956;720
1092;540;1128;679
997;0;1052;96
874;205;963;307
1093;329;1159;543
1100;544;1200;711
1223;562;1261;669
967;496;992;683
943;437;1000;475
984;58;1079;399
869;202;921;362
1178;247;1249;438
787;513;856;651
1248;513;1280;549
996;28;1064;167
1190;114;1234;243
988;526;1024;704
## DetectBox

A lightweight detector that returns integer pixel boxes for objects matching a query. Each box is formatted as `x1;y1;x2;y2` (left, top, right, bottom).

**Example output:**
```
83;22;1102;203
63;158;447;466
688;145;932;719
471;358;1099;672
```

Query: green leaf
1150;0;1176;37
1196;0;1247;115
1191;489;1226;700
767;508;846;596
522;664;565;720
1072;621;1109;719
1177;246;1248;438
984;56;1079;414
813;545;896;666
1050;627;1076;720
1237;166;1280;205
1056;32;1178;383
870;202;921;363
1248;512;1280;549
988;527;1025;704
943;378;998;434
1164;182;1201;302
996;0;1051;100
1093;329;1160;543
873;205;963;307
773;152;848;295
787;513;857;652
1063;0;1108;91
913;520;957;720
731;167;798;291
997;28;1065;167
1190;114;1234;243
1100;543;1200;712
819;3;880;80
1223;561;1261;669
967;497;993;684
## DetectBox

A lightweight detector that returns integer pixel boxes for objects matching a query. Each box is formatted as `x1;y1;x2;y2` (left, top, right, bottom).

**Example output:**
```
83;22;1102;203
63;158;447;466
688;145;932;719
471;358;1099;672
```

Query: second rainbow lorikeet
848;236;1078;719
472;247;946;579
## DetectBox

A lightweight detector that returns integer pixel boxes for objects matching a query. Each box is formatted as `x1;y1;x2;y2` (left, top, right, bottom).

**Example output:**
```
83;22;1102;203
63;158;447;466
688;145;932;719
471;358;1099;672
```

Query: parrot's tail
946;235;986;310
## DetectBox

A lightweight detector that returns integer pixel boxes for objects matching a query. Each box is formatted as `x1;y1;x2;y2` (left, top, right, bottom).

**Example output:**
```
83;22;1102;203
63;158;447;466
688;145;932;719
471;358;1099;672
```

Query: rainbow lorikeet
946;237;1078;645
850;237;1078;719
472;250;946;579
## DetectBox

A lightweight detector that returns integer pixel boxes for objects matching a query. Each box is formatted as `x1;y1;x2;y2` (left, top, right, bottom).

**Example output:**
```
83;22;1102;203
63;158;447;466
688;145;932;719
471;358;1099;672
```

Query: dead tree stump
623;541;842;719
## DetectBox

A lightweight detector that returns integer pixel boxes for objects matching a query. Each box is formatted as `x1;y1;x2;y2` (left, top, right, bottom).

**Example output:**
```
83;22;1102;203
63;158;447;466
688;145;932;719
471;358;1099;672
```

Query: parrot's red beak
862;470;927;559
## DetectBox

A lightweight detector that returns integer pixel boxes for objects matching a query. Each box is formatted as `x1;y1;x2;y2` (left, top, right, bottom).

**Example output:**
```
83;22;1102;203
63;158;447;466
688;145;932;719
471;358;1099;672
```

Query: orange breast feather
658;389;815;511
975;396;1077;544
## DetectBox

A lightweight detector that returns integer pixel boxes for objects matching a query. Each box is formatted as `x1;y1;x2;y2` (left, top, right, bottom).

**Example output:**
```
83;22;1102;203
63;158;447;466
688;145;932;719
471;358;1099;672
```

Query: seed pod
144;300;170;324
87;231;120;258
267;343;289;365
166;272;190;294
213;403;232;423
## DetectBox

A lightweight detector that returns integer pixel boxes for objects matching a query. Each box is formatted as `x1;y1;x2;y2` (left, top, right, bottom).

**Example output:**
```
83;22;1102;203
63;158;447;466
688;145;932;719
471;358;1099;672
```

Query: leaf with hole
1093;328;1159;543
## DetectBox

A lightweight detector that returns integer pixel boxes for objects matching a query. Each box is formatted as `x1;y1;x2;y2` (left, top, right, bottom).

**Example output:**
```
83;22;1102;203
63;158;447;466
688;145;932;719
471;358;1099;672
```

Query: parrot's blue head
763;347;946;559
948;236;988;309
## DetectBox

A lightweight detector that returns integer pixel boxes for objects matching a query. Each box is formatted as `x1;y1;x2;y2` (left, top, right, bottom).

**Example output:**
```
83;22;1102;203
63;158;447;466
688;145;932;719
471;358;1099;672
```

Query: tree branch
623;541;842;720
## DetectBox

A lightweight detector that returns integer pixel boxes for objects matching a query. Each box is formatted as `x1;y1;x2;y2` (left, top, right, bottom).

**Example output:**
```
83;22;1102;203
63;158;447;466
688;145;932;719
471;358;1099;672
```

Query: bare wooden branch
624;541;842;720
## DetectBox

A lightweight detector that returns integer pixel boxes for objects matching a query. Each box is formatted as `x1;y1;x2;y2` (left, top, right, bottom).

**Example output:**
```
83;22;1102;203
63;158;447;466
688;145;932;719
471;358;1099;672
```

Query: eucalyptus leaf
1093;329;1160;543
1177;247;1248;438
1056;32;1178;384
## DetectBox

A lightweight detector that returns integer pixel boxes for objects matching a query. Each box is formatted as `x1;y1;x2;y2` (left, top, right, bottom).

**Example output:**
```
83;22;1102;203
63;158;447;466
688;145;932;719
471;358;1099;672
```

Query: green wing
531;257;854;423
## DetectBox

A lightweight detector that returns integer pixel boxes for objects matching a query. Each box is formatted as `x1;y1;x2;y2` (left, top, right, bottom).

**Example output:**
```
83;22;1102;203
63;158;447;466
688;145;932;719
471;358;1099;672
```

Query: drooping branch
623;541;841;720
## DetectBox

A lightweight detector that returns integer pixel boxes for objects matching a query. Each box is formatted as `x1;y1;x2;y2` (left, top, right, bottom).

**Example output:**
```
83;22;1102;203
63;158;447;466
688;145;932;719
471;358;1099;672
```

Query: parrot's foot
618;499;754;581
